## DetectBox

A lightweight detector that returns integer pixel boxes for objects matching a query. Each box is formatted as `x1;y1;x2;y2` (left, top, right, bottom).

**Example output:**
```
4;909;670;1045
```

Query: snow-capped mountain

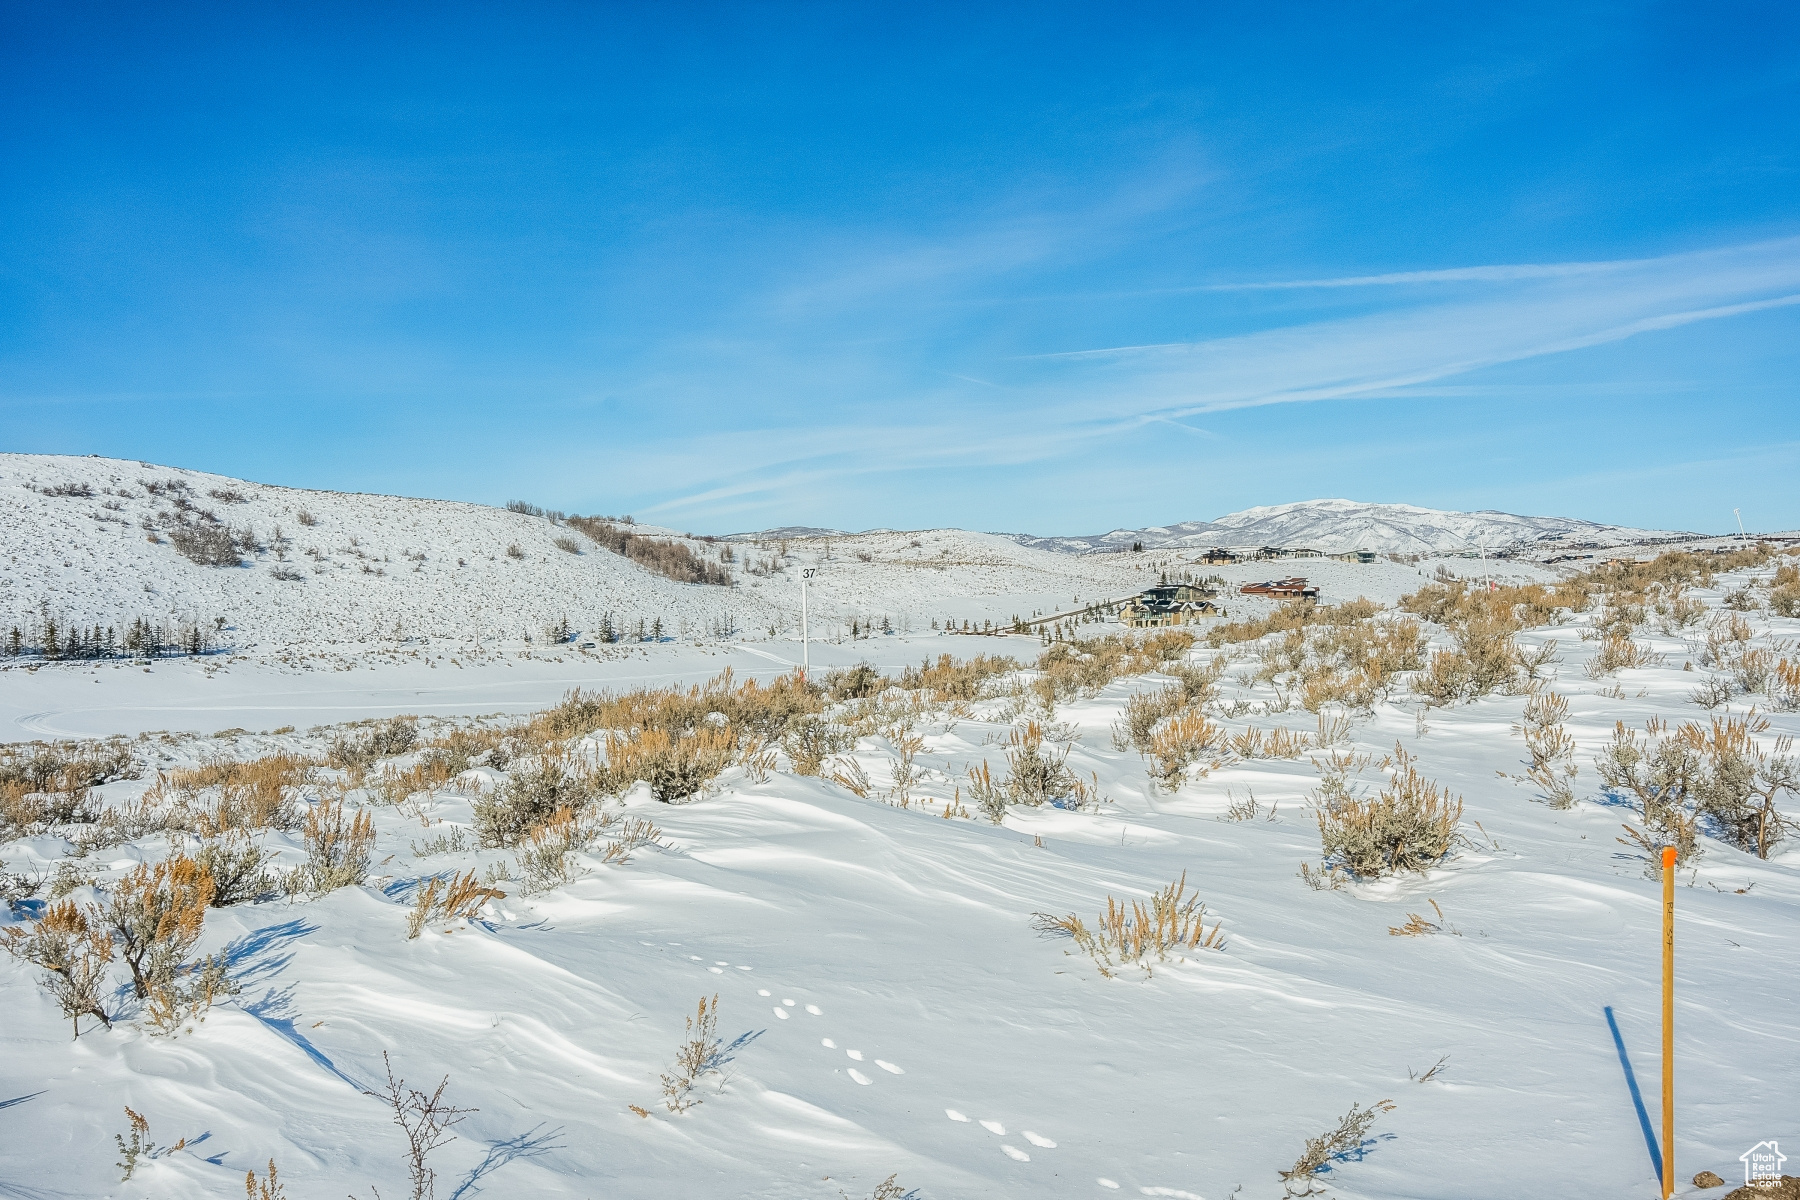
1012;499;1692;556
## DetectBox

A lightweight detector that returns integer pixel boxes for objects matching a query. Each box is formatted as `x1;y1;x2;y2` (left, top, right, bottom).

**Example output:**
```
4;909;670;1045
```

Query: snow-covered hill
7;456;1351;660
0;454;779;656
1014;499;1690;556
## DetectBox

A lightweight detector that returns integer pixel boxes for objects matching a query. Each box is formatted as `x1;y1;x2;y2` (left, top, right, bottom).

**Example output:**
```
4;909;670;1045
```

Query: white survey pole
801;566;816;678
1735;508;1747;545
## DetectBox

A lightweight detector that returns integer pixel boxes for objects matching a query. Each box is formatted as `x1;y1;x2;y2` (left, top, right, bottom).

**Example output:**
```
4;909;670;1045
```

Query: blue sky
3;3;1797;535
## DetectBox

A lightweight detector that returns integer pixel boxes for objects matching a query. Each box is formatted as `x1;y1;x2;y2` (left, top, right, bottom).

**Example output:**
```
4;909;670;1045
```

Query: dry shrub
826;755;876;798
661;994;725;1113
407;870;506;937
1207;598;1381;649
1401;579;1567;629
600;816;666;863
1653;588;1708;632
289;795;375;893
898;653;1018;700
1032;871;1222;978
1296;665;1380;713
604;725;735;803
372;751;468;806
102;854;213;1003
1597;717;1701;864
781;714;853;775
1604;713;1799;861
164;752;311;833
1316;745;1462;877
245;1160;287;1200
168;522;241;566
517;806;608;892
1515;689;1578;808
1001;720;1092;808
1773;659;1800;711
328;718;419;768
566;516;732;586
1;899;114;1036
1112;686;1186;753
1228;725;1313;761
1703;613;1756;666
0;741;134;835
1772;582;1800;618
362;1053;475;1200
1280;1100;1396;1196
1146;711;1228;788
474;749;596;846
1034;630;1195;702
1584;632;1662;678
522;670;822;768
195;830;276;906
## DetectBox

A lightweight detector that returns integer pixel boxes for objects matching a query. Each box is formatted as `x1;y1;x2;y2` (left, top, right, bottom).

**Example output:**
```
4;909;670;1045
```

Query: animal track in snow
1097;1180;1119;1190
773;1007;789;1019
1022;1131;1055;1147
822;1038;837;1048
946;1109;971;1122
846;1050;864;1061
782;998;796;1006
875;1060;903;1074
805;1004;822;1015
979;1120;1005;1135
1001;1145;1030;1162
708;967;723;974
848;1069;872;1085
757;989;771;997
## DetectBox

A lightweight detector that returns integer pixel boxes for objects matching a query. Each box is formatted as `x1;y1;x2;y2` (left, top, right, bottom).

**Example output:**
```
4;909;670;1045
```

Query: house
1239;576;1320;601
1200;547;1238;564
1119;583;1220;627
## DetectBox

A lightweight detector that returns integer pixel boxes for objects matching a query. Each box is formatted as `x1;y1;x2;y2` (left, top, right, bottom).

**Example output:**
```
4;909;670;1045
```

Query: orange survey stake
1661;844;1676;1200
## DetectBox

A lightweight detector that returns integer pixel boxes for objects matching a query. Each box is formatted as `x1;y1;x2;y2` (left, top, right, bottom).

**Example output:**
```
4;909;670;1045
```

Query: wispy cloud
1021;237;1800;421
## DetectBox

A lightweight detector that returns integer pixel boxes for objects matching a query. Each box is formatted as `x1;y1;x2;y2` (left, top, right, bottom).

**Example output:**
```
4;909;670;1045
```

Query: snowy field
3;540;1798;1200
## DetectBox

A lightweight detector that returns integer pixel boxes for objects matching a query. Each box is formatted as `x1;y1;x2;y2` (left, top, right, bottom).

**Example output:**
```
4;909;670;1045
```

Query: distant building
1239;577;1320;601
1120;583;1220;627
1200;547;1238;564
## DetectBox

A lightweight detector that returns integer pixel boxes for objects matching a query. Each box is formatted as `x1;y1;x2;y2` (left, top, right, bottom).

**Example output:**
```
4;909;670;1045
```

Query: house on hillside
1200;547;1238;564
1120;583;1220;627
1239;577;1320;601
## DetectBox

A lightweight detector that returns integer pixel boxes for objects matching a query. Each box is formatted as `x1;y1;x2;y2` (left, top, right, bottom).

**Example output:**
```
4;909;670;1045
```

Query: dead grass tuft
660;994;726;1113
407;870;506;937
1033;871;1222;978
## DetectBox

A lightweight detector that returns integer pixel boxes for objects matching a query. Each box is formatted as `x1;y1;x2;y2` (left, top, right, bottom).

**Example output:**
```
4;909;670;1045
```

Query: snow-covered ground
3;543;1798;1199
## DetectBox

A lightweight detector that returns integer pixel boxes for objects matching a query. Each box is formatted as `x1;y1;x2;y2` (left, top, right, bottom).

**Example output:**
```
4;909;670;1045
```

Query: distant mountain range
1006;499;1692;556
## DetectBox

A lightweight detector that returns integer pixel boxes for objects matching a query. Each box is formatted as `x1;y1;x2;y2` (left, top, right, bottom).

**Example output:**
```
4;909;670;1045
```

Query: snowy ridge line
1010;498;1697;557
